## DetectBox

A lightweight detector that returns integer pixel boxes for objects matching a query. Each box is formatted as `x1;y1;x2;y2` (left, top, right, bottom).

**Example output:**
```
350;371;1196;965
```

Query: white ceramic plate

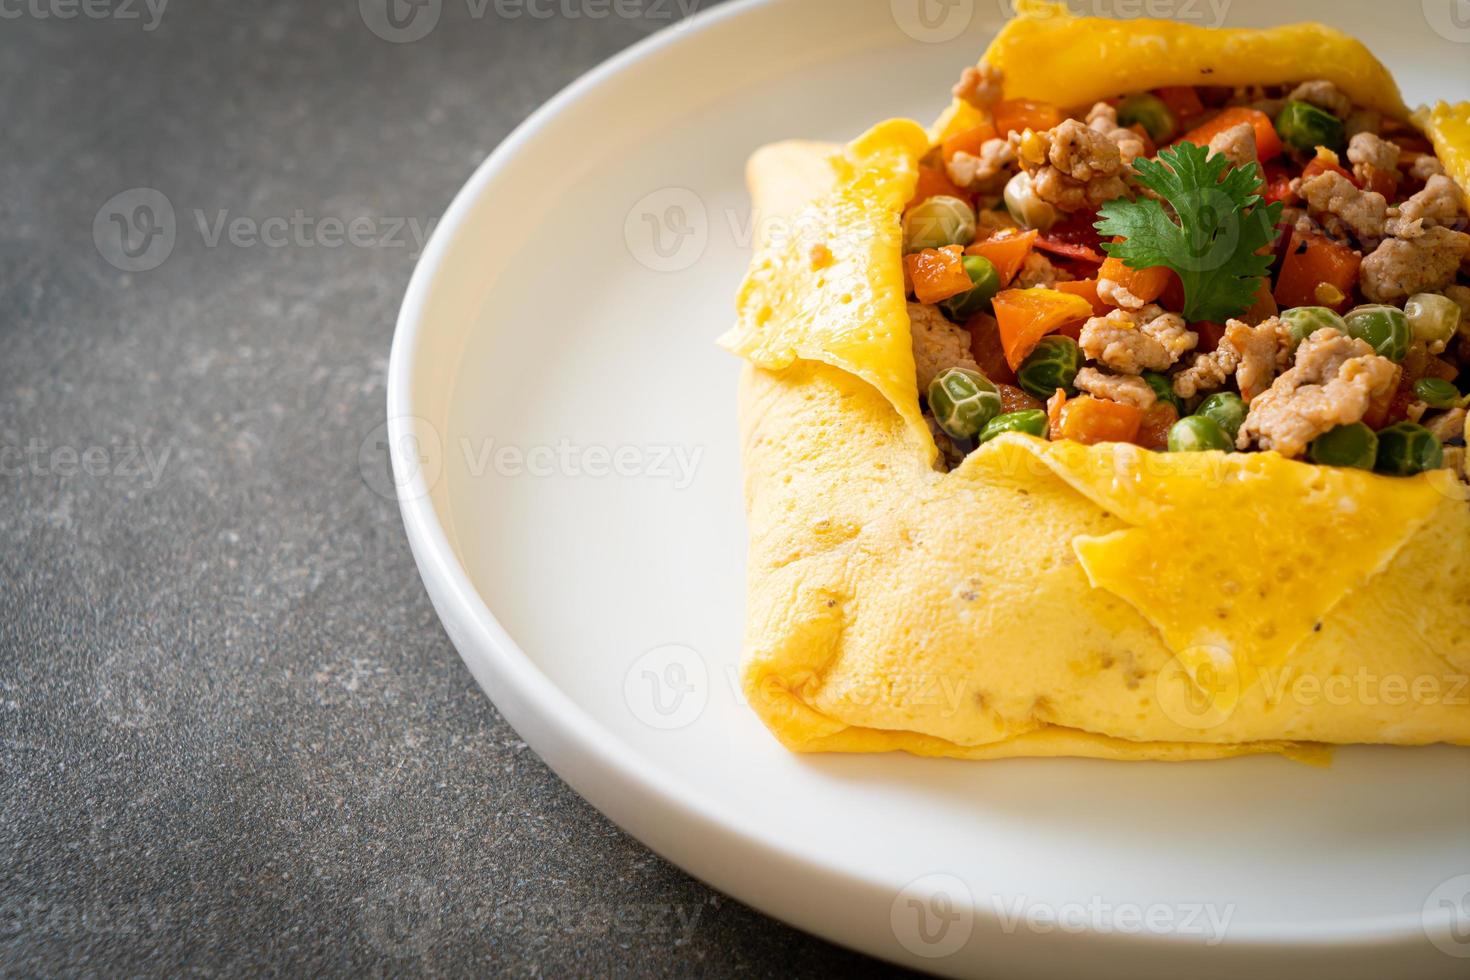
387;1;1470;975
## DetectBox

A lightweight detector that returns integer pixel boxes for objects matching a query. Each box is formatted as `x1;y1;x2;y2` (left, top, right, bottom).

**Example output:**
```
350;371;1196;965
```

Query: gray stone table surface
0;2;911;975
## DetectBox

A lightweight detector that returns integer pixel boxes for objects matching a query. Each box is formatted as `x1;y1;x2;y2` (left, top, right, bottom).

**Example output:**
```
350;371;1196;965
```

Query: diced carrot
991;288;1095;370
1154;85;1204;124
1179;107;1283;162
1097;254;1172;306
1053;395;1145;445
1053;278;1109;317
1363;364;1403;429
998;383;1041;414
1243;277;1278;322
993;99;1061;137
910;164;968;207
1046;389;1067;439
1301;156;1356;186
1134;402;1179;451
904;245;973;304
941;120;998;161
1273;231;1361;311
966;312;1017;385
965;228;1038;285
1428;357;1460;382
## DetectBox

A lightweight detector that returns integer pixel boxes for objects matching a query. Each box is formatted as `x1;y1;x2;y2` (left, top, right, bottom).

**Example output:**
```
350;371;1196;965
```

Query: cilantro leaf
1095;141;1283;323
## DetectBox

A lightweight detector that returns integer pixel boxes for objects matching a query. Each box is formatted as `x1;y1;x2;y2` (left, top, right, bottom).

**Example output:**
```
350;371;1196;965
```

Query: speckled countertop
0;2;905;974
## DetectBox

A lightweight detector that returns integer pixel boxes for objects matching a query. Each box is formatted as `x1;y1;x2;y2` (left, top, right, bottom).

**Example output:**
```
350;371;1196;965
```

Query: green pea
1167;415;1233;453
977;408;1049;445
1308;422;1378;469
1274;100;1345;153
1279;305;1347;350
1196;392;1247;442
1142;371;1180;412
1404;292;1462;346
1344;304;1411;362
1374;421;1444;476
1016;336;1082;400
929;367;1002;441
1002;172;1058;232
1413;377;1461;409
1117;93;1175;143
939;256;1002;321
903;195;977;253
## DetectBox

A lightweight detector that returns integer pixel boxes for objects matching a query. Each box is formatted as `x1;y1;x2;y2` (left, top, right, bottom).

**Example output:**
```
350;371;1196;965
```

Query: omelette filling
909;66;1470;480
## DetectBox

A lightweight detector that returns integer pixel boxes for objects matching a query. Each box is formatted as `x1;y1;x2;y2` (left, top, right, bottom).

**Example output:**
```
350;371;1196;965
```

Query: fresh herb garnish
1096;142;1283;323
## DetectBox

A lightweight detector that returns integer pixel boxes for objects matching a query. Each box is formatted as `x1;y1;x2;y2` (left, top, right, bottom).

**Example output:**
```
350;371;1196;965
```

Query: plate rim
385;0;1460;968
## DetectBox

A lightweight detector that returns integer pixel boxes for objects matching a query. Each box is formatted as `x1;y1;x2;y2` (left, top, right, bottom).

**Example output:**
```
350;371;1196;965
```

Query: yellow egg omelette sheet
719;2;1470;761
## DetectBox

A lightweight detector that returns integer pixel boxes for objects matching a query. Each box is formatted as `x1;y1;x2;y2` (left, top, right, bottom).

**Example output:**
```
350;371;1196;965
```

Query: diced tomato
941;121;998;162
966;312;1017;385
965;228;1038;285
1194;320;1228;354
1050;393;1145;445
998;383;1042;414
1127;123;1157;159
1134;402;1179;451
910;164;968;207
1262;162;1295;206
992;99;1062;137
1033;239;1104;263
1097;254;1173;307
992;288;1095;370
1178;107;1282;162
1273;230;1361;311
1036;211;1105;263
1154;86;1205;125
1157;269;1187;313
1053;278;1109;317
1360;162;1399;199
904;245;973;304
